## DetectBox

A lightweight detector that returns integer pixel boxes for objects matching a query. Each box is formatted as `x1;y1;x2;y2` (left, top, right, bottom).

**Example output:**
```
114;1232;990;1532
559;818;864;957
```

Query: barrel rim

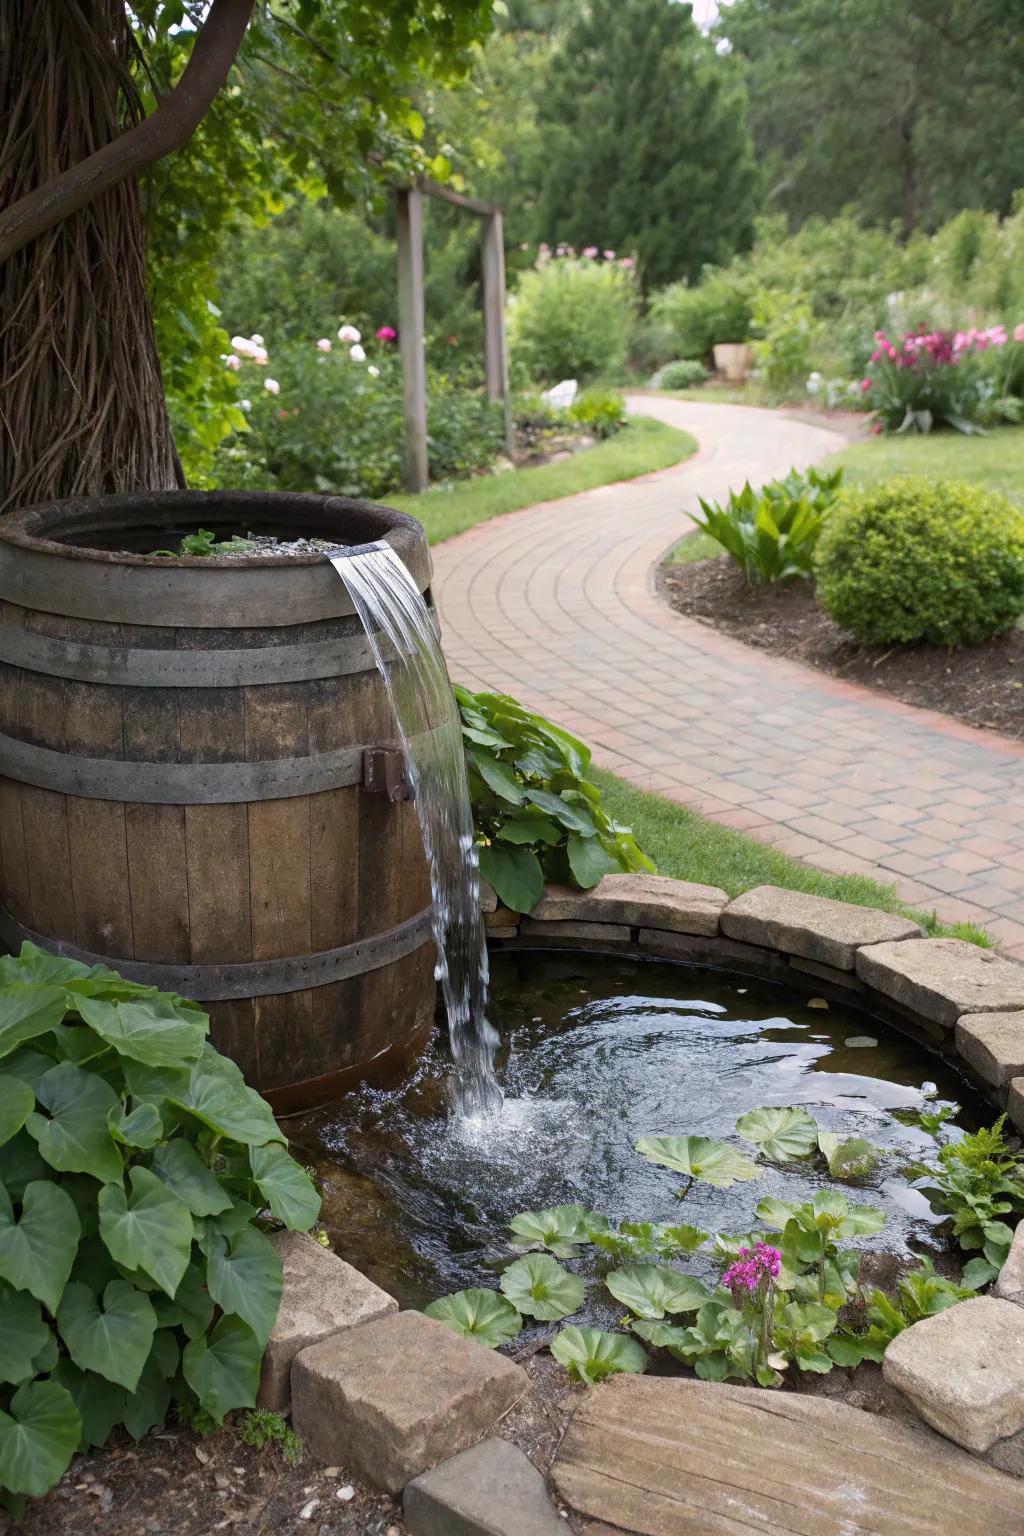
0;489;424;569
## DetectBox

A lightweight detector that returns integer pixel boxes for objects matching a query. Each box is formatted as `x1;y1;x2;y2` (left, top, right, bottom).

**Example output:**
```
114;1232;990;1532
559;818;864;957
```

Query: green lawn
595;768;991;947
389;416;696;545
823;424;1024;500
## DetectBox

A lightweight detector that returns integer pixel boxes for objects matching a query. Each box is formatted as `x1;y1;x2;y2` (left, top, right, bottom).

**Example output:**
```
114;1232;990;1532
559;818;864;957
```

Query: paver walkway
432;397;1024;958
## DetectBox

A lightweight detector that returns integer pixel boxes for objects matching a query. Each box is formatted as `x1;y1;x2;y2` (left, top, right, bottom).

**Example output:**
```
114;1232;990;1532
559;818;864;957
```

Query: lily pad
500;1253;584;1321
424;1289;522;1348
635;1135;759;1188
550;1326;647;1386
605;1264;708;1320
736;1106;819;1163
508;1205;597;1258
817;1132;884;1181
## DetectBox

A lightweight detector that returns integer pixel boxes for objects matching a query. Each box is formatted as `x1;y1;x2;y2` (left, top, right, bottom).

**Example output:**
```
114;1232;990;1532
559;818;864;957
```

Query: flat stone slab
883;1296;1024;1453
856;938;1024;1028
404;1437;564;1535
721;884;921;970
995;1223;1024;1306
291;1311;527;1494
1010;1077;1024;1132
257;1231;397;1412
955;1013;1024;1091
519;918;630;943
530;874;727;937
551;1374;1024;1534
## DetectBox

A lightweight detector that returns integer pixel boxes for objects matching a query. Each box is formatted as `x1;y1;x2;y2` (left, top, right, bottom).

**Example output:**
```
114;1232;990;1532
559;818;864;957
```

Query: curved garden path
432;397;1024;957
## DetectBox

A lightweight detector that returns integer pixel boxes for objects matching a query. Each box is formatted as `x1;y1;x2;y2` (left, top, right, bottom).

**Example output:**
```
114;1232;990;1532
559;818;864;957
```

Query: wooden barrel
0;490;437;1111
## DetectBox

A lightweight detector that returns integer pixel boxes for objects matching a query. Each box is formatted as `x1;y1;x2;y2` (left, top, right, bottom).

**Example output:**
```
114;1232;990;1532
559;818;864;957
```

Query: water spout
332;542;502;1117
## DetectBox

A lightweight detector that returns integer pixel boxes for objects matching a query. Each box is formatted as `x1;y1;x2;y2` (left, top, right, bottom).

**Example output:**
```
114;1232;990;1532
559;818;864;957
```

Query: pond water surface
289;952;984;1314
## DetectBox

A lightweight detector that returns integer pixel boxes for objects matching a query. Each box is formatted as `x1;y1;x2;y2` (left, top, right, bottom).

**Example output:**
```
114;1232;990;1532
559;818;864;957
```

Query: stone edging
481;872;1024;1131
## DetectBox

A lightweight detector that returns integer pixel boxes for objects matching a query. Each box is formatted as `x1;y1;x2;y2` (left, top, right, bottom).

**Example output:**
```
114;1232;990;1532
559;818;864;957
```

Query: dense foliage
815;477;1024;646
863;327;1007;435
424;1100;993;1391
909;1113;1024;1288
455;687;654;912
693;466;844;585
0;944;319;1509
508;256;636;385
649;360;709;391
531;0;759;290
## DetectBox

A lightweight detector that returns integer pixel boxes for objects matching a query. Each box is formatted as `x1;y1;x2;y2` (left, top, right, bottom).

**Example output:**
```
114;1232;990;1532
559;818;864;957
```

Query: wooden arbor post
394;179;512;493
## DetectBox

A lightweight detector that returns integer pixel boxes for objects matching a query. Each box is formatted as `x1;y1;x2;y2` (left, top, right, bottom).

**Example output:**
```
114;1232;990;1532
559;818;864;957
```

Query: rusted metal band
0;907;434;1001
0;734;366;803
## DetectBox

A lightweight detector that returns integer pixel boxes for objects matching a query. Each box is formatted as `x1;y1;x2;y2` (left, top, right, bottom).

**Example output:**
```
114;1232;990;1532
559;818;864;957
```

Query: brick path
432;397;1024;957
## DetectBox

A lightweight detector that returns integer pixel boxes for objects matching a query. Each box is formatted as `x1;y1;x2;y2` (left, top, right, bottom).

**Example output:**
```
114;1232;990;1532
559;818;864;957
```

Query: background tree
720;0;1024;235
531;0;760;289
0;0;493;513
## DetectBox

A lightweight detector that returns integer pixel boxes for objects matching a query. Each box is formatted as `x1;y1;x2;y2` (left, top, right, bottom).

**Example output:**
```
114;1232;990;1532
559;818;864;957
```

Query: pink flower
225;354;241;371
583;245;599;258
987;324;1008;346
619;256;635;269
603;249;616;260
338;324;361;344
376;326;397;342
316;338;332;353
870;422;884;435
1014;323;1024;343
722;1241;781;1296
860;377;872;393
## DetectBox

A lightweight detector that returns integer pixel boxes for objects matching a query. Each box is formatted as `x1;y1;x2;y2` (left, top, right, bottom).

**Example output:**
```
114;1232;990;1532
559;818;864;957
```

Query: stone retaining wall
482;872;1024;1129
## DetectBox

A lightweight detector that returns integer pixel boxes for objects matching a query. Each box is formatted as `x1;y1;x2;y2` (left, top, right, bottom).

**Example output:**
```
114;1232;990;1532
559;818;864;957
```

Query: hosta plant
692;465;843;585
0;944;319;1509
456;686;654;912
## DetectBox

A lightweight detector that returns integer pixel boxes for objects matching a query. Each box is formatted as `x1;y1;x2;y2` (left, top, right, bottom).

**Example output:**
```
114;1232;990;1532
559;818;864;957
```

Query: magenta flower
1015;323;1024;343
376;326;397;343
583;245;599;258
860;377;872;393
619;256;635;269
722;1241;781;1295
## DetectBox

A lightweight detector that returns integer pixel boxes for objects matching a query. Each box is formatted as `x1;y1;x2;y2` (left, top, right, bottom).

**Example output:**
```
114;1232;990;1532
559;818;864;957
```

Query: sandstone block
404;1437;564;1535
856;939;1024;1029
955;1013;1024;1092
721;884;921;971
530;874;727;936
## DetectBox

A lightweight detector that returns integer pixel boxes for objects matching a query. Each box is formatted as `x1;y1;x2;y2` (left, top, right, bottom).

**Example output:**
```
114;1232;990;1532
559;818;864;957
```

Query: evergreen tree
532;0;760;288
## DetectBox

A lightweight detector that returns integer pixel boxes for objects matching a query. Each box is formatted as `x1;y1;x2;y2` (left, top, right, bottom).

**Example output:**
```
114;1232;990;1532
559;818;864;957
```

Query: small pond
289;952;985;1319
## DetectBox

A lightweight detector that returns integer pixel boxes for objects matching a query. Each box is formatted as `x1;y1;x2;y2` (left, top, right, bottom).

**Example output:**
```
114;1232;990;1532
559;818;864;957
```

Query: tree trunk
0;1;180;515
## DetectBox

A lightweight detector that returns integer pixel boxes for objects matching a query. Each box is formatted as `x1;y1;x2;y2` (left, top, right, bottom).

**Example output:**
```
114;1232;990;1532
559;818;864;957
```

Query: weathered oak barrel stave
0;490;437;1110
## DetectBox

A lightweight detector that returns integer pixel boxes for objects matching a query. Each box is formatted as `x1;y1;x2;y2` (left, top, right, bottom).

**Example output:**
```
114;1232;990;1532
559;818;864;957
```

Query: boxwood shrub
0;944;319;1511
815;476;1024;647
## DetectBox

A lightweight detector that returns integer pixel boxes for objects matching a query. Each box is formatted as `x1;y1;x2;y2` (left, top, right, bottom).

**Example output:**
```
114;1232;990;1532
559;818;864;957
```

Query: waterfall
332;543;502;1117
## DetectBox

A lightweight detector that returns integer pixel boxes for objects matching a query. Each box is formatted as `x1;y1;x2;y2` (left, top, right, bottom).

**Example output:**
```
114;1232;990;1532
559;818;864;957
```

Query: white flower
316;338;332;353
264;378;280;395
239;399;251;411
368;365;380;377
225;354;241;371
230;336;258;358
338;324;362;344
250;333;264;345
252;347;269;366
349;343;367;362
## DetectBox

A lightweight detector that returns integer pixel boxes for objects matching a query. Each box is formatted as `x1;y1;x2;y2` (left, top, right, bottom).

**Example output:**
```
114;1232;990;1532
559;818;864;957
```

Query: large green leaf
0;1285;51;1384
98;1167;193;1298
52;1360;127;1451
630;1319;691;1350
424;1288;522;1348
817;1133;884;1181
525;789;596;835
0;1179;80;1313
470;752;525;805
550;1327;647;1386
182;1315;262;1425
509;1204;597;1258
0;1381;81;1497
478;843;544;914
108;1102;163;1150
150;1139;232;1217
567;834;619;889
25;1061;123;1184
249;1142;320;1230
735;1106;819;1163
169;1045;285;1147
206;1226;283;1347
152;1261;215;1339
0;1074;35;1148
74;994;207;1068
0;984;68;1061
57;1280;157;1392
0;1131;47;1202
605;1264;708;1320
635;1135;759;1188
500;1253;583;1321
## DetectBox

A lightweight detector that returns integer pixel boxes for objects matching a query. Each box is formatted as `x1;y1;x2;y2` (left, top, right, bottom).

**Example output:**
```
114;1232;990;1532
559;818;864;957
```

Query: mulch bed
660;555;1024;740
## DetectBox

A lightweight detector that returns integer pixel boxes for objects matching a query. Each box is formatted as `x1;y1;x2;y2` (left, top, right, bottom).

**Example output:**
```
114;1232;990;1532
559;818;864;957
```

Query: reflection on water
289;953;982;1311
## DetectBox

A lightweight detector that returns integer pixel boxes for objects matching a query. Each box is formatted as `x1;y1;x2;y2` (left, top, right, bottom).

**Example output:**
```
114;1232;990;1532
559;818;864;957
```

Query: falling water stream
333;542;502;1117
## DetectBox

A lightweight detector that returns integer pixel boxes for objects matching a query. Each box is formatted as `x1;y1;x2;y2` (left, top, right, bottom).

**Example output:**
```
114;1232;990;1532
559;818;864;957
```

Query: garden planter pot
712;342;755;382
0;490;437;1110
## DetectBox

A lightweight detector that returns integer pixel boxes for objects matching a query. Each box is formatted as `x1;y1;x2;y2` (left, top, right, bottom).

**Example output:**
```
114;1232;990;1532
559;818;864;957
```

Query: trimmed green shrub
0;944;319;1509
650;359;708;390
569;387;627;439
508;259;636;384
456;686;654;912
816;477;1024;646
650;270;753;362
